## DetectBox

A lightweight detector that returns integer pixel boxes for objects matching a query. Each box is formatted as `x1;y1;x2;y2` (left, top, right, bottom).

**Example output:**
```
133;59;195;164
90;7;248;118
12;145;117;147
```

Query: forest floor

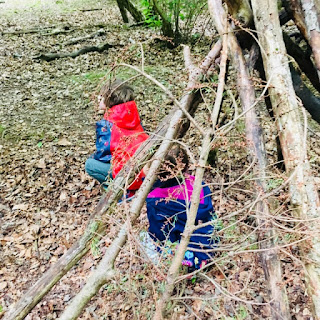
1;0;319;319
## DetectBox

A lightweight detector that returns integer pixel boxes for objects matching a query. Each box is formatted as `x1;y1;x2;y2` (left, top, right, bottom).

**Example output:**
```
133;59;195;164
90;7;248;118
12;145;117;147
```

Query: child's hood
104;101;142;129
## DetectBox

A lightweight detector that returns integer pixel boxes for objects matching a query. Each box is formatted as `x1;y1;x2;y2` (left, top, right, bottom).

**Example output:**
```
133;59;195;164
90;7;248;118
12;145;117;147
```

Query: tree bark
116;0;144;23
251;0;320;318
209;0;291;318
299;0;320;73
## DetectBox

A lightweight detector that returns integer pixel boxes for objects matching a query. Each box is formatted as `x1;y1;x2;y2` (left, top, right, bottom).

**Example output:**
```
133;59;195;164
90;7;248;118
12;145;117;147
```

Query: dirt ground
0;0;319;319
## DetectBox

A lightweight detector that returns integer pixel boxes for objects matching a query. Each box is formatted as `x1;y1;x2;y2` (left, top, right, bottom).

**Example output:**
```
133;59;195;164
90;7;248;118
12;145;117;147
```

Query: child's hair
101;79;135;107
158;144;189;182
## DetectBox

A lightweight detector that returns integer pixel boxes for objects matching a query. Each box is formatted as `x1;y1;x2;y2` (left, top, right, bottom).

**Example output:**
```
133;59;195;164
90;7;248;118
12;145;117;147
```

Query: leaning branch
154;40;225;319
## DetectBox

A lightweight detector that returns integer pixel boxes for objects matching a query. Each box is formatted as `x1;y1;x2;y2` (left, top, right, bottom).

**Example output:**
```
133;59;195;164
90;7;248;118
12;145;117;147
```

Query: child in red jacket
85;80;149;190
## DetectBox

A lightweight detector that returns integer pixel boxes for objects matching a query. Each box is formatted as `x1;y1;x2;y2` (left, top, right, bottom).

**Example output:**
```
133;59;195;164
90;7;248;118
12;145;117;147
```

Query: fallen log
1;26;56;35
79;8;102;12
209;0;292;318
33;43;115;61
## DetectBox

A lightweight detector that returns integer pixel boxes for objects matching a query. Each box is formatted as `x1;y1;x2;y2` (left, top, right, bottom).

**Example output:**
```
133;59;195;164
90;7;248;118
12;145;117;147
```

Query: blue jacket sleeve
93;119;112;163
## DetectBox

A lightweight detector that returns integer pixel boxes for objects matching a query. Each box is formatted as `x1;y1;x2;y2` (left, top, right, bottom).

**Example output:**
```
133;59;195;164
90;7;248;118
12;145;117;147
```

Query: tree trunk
116;0;129;23
151;0;175;40
225;0;253;26
209;0;291;318
116;0;144;23
123;0;144;22
251;0;320;318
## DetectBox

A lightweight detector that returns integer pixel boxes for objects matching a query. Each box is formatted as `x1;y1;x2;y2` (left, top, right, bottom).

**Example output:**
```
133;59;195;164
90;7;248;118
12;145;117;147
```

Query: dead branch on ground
33;43;116;61
62;29;105;46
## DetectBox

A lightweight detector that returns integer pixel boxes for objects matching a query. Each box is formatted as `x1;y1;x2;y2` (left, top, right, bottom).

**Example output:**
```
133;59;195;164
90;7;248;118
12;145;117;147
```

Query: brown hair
100;79;135;108
158;144;189;181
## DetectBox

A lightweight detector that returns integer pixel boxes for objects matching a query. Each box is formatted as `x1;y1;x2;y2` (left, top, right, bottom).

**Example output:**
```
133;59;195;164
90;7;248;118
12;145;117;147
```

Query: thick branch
283;31;320;92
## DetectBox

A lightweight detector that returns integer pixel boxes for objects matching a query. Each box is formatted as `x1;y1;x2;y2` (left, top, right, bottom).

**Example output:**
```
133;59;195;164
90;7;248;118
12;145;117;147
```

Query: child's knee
85;158;96;175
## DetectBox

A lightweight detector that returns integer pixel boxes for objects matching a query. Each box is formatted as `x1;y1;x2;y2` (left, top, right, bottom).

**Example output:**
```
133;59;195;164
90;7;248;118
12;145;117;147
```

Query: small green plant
238;305;248;320
0;124;5;137
140;0;207;44
267;178;284;191
141;0;161;27
91;237;100;256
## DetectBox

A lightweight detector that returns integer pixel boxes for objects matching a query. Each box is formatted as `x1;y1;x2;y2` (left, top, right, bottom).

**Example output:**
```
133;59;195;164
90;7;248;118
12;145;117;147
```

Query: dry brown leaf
58;138;71;146
37;158;46;169
0;281;8;290
12;203;29;211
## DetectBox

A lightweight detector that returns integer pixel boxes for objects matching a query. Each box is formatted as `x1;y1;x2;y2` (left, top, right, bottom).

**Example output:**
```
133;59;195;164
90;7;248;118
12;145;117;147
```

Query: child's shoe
139;231;161;264
118;190;136;203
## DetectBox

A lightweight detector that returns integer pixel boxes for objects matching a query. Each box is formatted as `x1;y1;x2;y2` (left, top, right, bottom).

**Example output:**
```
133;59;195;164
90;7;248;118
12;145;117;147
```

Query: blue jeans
85;158;112;184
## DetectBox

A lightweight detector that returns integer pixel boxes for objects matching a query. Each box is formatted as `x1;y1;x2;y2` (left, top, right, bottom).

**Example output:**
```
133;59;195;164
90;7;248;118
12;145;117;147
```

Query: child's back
145;145;217;270
85;80;148;189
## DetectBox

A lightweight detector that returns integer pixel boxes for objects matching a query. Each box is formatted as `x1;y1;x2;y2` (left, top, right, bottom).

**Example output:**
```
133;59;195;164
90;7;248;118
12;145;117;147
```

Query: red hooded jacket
103;101;149;190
